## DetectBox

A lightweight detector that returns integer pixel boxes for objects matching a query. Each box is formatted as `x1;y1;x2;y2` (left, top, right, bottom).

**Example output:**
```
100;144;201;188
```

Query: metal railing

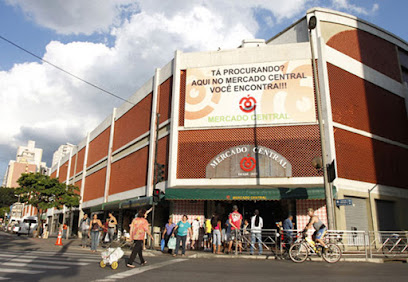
228;229;408;260
368;231;408;259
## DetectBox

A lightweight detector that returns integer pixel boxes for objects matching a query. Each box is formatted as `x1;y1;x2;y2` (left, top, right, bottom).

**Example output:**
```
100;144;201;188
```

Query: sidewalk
51;236;392;263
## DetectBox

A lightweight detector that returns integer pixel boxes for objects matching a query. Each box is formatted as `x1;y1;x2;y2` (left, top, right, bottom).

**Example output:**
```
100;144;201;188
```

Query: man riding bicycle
304;208;327;249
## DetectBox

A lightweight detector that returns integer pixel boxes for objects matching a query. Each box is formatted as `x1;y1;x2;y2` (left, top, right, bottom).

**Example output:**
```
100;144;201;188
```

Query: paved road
1;231;406;281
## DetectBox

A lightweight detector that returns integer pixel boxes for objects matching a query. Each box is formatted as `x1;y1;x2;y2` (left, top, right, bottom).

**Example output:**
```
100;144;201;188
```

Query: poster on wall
184;60;316;128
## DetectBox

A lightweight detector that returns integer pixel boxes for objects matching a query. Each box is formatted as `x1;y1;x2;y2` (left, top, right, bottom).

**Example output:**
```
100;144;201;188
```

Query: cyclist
304;208;327;249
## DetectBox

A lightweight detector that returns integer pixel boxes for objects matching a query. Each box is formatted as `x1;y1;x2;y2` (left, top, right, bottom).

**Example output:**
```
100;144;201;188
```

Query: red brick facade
83;168;106;202
113;94;152;152
327;29;401;82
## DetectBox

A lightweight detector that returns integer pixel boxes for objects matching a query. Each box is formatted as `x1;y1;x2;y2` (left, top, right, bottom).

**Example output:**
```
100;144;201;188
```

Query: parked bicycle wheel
322;243;342;263
289;242;308;263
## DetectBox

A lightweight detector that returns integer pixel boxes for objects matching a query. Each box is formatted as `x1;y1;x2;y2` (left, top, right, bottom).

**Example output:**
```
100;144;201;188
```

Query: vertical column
168;50;182;188
147;68;161;197
79;133;91;211
104;108;117;203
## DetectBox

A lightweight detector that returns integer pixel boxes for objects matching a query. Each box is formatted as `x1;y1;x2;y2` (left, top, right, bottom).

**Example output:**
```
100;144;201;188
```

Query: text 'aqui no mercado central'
45;7;408;238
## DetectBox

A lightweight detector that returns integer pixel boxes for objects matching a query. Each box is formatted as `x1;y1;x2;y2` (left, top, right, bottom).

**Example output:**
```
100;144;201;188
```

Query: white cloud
331;0;379;16
5;0;137;35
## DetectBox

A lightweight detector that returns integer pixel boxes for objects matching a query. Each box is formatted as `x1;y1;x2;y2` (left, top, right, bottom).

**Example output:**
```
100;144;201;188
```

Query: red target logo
239;95;257;113
240;154;256;172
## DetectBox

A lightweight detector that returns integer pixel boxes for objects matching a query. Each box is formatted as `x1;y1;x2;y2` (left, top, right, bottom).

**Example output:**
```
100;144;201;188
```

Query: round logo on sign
239;95;257;113
240;154;256;172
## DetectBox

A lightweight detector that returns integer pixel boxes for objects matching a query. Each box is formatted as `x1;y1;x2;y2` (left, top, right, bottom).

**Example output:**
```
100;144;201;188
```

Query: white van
17;217;38;236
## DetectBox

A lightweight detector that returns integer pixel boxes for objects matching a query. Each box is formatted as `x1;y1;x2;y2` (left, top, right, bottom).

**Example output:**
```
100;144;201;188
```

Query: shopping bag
161;239;165;251
168;237;176;249
104;233;110;243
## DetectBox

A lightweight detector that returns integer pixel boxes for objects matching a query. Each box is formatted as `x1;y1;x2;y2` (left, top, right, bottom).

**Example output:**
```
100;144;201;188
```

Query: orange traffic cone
55;230;63;246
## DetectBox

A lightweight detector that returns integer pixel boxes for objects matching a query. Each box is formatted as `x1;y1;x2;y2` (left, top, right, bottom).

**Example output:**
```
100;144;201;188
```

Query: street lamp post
308;16;335;230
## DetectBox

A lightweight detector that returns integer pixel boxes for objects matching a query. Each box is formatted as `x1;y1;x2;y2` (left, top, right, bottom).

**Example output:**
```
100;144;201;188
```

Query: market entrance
207;200;296;229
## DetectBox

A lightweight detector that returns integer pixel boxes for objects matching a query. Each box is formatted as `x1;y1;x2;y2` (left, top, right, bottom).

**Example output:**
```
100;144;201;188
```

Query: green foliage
0;187;18;207
15;173;80;211
0;206;9;217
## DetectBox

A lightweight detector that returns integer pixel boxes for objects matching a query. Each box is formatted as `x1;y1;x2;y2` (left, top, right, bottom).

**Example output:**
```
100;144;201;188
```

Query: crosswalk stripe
0;250;100;260
0;262;69;269
0;268;42;275
0;256;90;266
0;277;10;280
0;253;97;263
94;259;187;282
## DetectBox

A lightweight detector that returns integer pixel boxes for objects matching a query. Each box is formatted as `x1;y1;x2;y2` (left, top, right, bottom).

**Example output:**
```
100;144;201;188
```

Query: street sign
336;199;352;206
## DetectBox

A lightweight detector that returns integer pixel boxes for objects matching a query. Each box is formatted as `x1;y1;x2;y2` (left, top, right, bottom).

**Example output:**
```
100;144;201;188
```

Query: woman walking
162;217;176;254
127;209;154;268
88;214;103;253
172;215;192;257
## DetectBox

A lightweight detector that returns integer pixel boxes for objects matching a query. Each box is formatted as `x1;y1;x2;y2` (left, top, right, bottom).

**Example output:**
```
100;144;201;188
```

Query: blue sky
0;0;407;182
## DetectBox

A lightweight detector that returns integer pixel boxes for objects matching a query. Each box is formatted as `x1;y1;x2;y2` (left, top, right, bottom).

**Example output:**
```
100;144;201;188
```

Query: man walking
80;214;90;248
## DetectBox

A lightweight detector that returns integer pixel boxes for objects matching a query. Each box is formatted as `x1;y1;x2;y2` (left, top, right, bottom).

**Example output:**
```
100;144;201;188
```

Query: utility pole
308;15;335;230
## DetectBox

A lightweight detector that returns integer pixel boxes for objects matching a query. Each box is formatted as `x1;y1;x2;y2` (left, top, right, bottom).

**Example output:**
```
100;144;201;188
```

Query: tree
15;173;80;235
0;187;18;208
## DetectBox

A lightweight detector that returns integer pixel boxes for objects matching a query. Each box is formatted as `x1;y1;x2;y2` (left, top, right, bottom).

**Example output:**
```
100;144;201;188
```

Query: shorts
191;232;199;241
204;232;211;241
314;227;327;240
228;230;242;242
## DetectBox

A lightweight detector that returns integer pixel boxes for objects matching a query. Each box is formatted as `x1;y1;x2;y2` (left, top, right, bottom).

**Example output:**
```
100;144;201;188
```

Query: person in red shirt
227;205;243;254
127;209;154;268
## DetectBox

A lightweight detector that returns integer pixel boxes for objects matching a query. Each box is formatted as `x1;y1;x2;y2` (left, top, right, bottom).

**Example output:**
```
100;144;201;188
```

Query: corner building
49;8;408;235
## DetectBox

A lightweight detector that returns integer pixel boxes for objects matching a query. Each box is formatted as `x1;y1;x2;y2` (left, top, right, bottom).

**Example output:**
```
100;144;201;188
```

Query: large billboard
184;60;316;128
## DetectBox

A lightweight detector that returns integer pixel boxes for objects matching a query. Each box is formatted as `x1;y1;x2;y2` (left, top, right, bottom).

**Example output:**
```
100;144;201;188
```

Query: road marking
0;256;90;266
0;254;93;265
0;268;42;274
94;259;187;281
0;277;10;280
0;262;69;269
0;250;100;260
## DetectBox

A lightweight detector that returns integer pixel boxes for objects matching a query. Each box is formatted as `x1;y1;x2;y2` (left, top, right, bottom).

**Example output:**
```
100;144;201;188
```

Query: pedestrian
62;223;68;239
127;209;154;268
88;214;103;253
79;213;90;248
191;217;200;250
212;216;222;254
107;212;117;242
42;223;49;239
162;217;176;254
204;217;212;251
102;219;109;243
227;205;243;254
242;219;251;250
283;214;295;249
172;215;192;257
222;218;231;253
250;209;263;255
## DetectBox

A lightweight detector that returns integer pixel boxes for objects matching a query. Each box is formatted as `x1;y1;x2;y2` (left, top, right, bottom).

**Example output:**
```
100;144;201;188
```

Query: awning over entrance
165;187;336;201
119;197;152;209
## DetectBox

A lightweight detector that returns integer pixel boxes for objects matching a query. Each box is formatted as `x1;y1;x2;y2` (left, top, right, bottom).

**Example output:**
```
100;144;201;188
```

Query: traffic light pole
150;113;160;249
308;16;335;230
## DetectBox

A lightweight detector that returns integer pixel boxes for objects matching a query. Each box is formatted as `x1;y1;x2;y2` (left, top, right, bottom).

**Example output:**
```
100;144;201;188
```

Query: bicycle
289;231;342;263
380;233;408;258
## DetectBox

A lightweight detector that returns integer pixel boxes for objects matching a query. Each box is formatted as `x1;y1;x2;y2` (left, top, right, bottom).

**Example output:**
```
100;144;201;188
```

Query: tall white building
3;140;46;187
52;144;75;167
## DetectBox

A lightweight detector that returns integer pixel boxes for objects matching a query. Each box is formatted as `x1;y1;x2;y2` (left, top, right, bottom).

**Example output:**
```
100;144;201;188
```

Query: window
398;48;408;86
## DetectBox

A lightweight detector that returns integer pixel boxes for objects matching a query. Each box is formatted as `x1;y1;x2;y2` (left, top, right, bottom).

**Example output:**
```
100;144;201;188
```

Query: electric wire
0;34;135;106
